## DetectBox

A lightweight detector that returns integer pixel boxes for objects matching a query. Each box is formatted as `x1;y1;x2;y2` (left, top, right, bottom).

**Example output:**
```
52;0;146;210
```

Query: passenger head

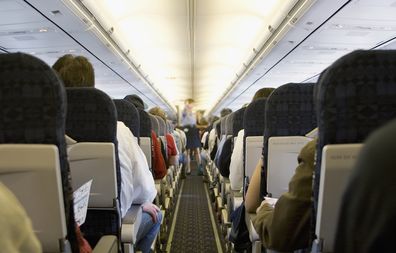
52;54;95;87
220;108;232;117
185;98;194;105
184;98;194;112
252;87;275;101
149;107;167;121
124;94;146;110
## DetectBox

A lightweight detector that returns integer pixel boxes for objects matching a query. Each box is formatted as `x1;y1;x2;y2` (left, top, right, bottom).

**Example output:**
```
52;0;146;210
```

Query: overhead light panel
60;0;176;113
207;0;316;116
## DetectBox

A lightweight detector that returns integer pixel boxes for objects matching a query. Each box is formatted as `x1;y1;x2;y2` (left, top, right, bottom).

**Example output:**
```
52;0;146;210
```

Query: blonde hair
53;54;95;88
149;107;167;121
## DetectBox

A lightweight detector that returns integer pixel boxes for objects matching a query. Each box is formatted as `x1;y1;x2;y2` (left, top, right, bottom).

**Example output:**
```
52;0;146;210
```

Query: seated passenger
151;129;168;179
229;88;275;191
124;95;167;180
245;134;316;252
149;107;179;168
335;119;396;253
53;54;161;253
0;182;42;253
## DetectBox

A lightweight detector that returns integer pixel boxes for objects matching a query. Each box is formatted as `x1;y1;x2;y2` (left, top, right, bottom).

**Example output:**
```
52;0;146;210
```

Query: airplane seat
215;118;221;141
0;52;78;252
134;108;152;169
225;112;234;137
219;113;235;227
243;97;267;189
220;114;228;138
169;123;182;179
216;114;233;178
227;107;246;222
113;99;140;139
262;82;316;199
155;115;168;161
214;115;229;168
66;88;124;247
312;50;396;252
149;115;170;217
155;116;176;208
232;107;246;137
334;118;396;253
242;97;267;252
149;114;160;136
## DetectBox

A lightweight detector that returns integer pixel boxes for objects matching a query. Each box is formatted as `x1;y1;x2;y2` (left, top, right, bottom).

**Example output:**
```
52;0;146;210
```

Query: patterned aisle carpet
170;164;220;253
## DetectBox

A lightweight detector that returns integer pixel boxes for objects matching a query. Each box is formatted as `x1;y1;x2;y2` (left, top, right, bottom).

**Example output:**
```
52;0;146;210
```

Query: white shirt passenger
229;129;245;191
201;131;209;146
208;128;217;154
117;121;157;218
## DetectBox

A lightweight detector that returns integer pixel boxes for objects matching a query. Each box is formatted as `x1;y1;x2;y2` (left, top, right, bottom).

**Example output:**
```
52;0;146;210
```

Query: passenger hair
185;98;194;104
252;87;275;101
220;108;232;117
52;54;73;73
149;106;167;121
52;54;95;88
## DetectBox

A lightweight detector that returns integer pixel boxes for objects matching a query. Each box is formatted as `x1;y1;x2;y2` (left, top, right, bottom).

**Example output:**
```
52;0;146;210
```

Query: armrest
245;212;260;242
92;235;118;253
121;205;143;244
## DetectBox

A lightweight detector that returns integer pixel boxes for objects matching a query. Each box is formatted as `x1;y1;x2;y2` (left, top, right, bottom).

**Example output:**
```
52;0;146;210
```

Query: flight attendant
181;98;203;175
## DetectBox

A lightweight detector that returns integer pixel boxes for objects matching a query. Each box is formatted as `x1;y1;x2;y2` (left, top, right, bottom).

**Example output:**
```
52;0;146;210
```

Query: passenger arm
251;140;316;252
245;159;263;213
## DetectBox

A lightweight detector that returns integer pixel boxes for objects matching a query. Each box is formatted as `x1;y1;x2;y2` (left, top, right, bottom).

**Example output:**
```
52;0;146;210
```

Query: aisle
167;164;223;253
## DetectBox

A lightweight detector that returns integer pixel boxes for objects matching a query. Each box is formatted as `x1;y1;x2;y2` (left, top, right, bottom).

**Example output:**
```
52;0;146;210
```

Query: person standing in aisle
181;98;203;175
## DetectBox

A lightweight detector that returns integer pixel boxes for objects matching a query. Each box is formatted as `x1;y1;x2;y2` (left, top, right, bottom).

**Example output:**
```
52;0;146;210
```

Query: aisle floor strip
165;180;185;252
204;184;224;253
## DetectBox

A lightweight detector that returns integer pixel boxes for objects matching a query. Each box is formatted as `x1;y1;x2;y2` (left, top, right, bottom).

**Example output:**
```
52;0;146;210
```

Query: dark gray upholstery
335;119;396;253
220;115;228;136
66;87;120;246
243;98;267;138
215;119;221;137
261;83;316;197
0;53;78;251
167;120;173;134
313;49;396;239
124;94;145;110
156;115;166;136
138;109;152;138
225;113;234;136
150;114;159;136
242;98;267;190
232;107;246;137
113;99;140;138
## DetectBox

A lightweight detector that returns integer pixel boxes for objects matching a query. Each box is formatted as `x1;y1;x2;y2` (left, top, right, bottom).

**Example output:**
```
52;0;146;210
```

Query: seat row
203;49;396;253
0;53;184;253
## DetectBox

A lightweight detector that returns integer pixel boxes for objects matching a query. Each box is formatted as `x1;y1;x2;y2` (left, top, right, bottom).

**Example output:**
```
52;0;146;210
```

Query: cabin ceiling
0;0;396;118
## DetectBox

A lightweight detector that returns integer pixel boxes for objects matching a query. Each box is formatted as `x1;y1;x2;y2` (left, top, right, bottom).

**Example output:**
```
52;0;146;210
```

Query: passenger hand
142;202;160;223
256;198;277;213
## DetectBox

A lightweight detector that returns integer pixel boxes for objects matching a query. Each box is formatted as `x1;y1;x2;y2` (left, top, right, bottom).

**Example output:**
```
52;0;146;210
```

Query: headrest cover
124;94;146;110
113;99;140;138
